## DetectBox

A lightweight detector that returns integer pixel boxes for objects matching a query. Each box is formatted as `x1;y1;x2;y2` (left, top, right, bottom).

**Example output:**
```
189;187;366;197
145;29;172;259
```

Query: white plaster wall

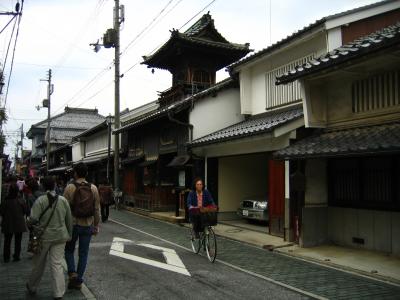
190;88;244;141
218;153;269;214
326;27;342;51
193;132;292;158
86;130;109;155
72;142;83;162
239;32;327;116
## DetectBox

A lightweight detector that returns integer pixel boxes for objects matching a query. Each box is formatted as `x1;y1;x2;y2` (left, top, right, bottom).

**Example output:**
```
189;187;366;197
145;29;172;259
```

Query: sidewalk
275;244;400;285
207;220;400;285
133;208;400;285
0;235;88;300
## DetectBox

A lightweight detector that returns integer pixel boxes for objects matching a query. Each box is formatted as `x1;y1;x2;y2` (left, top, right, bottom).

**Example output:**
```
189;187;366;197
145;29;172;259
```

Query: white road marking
110;218;328;300
109;237;191;277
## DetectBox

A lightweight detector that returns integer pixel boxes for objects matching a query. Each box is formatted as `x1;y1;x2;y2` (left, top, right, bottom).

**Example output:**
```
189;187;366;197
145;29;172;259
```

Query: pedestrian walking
26;176;72;300
98;179;113;222
24;177;44;215
63;162;100;290
0;179;27;262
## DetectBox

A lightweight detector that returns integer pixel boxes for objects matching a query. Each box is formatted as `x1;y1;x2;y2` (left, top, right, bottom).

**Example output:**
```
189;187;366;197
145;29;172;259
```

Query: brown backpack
72;182;95;218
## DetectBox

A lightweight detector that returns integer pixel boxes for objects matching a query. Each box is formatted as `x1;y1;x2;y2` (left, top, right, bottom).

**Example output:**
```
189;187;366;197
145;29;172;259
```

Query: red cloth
197;192;203;208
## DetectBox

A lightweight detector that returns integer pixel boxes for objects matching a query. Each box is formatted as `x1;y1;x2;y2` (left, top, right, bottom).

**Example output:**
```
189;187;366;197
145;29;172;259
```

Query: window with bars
328;156;400;211
352;70;400;113
266;54;315;109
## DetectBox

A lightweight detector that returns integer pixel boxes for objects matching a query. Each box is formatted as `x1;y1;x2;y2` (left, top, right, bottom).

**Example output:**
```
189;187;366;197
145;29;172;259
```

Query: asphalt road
83;215;307;300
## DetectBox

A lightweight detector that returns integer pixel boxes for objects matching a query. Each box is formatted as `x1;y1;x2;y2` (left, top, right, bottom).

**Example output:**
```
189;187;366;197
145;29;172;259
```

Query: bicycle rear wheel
190;226;201;254
205;227;217;263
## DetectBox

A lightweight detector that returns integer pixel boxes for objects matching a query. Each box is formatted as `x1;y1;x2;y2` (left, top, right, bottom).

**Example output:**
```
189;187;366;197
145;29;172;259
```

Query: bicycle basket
201;211;218;226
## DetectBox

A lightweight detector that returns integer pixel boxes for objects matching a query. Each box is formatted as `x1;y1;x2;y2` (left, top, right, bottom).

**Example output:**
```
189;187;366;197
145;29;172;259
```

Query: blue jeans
64;225;92;283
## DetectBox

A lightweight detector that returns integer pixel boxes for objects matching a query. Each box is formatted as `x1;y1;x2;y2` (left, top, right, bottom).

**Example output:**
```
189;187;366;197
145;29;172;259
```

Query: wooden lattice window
266;54;314;109
352;70;400;113
328;156;400;211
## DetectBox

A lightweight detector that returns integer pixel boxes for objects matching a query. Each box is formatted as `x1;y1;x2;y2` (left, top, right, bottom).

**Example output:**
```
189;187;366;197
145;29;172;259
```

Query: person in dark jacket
187;178;215;236
0;182;27;262
24;177;44;215
98;179;113;223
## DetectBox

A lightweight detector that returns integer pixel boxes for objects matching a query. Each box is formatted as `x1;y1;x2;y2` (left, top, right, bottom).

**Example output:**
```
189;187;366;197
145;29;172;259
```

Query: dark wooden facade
120;13;249;212
121;111;193;211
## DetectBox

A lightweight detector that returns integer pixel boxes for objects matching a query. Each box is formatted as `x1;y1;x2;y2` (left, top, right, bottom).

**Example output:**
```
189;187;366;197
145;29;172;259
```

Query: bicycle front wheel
190;226;201;254
205;227;217;263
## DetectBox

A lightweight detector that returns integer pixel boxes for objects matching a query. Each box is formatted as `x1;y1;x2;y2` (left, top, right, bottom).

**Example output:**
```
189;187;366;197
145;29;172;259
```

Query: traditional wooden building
187;0;400;239
275;21;400;255
27;107;105;176
116;13;250;211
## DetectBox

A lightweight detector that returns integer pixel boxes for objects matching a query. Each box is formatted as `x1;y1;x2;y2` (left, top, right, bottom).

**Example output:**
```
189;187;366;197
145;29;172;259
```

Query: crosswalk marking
109;237;191;277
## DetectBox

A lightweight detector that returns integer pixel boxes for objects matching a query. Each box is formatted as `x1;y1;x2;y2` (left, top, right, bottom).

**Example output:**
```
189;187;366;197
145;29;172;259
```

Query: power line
52;0;110;74
0;13;17;35
52;62;113;114
178;0;216;31
4;0;24;107
2;11;17;72
15;61;104;70
75;80;113;108
120;0;175;57
121;0;216;77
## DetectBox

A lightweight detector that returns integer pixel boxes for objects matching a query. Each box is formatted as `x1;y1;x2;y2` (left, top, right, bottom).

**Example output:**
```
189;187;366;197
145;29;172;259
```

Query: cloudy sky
0;0;379;157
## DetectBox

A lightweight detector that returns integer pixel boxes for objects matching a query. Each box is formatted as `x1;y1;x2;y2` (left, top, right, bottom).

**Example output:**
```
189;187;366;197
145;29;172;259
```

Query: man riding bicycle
187;177;216;238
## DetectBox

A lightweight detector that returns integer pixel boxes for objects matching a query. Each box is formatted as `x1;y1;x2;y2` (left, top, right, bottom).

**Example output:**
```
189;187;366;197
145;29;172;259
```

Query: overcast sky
0;0;379;157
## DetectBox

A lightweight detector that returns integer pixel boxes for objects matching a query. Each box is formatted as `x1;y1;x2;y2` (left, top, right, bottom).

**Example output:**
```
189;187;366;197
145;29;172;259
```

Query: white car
237;197;268;222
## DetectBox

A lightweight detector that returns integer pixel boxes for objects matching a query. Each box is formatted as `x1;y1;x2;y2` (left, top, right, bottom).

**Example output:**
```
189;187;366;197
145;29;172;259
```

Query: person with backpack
63;162;100;290
26;176;72;300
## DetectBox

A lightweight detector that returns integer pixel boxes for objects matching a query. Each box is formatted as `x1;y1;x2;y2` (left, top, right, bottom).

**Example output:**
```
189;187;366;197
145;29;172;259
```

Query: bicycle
189;207;218;263
113;189;123;210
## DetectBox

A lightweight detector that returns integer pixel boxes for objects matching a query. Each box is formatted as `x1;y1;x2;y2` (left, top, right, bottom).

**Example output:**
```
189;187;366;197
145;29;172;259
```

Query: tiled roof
276;22;400;84
50;128;83;145
228;0;397;71
32;107;104;130
28;107;105;144
274;123;400;159
190;106;303;147
114;78;237;134
184;12;227;42
142;13;250;68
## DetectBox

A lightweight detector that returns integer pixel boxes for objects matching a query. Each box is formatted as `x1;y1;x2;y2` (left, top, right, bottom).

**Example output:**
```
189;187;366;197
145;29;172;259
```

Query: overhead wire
52;0;110;74
52;62;113;114
120;0;175;57
0;13;17;35
4;0;24;107
55;0;180;111
53;0;217;113
121;0;217;78
2;11;17;75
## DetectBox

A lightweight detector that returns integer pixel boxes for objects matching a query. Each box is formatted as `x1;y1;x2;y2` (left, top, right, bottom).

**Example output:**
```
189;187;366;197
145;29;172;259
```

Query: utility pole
20;123;23;154
113;0;121;191
39;69;52;175
91;1;124;190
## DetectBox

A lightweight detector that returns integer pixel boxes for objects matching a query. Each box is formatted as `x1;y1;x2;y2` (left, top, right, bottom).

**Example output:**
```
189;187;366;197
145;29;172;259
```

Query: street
82;210;400;300
85;211;306;300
